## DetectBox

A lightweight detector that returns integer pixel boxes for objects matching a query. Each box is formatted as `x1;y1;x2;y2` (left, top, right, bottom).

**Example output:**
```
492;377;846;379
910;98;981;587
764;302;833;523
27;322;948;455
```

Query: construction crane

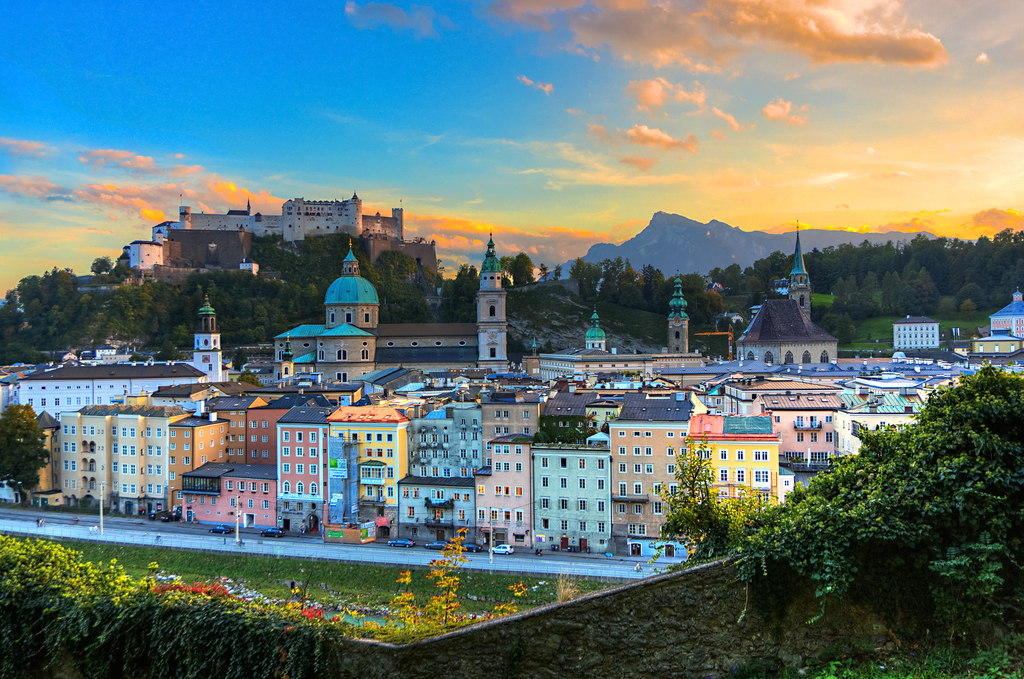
694;323;734;362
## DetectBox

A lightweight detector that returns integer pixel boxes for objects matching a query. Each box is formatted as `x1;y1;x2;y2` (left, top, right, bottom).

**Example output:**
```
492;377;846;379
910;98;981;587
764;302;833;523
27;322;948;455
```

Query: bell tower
192;295;224;381
477;235;508;372
668;276;689;353
788;227;812;321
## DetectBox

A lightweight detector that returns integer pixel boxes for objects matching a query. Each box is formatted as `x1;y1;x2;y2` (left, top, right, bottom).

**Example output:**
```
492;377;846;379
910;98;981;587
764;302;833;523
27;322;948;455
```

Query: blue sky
2;0;1023;291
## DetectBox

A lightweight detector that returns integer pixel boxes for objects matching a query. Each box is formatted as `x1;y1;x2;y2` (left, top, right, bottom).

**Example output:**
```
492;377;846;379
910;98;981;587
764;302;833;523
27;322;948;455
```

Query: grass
838;296;998;350
53;539;610;613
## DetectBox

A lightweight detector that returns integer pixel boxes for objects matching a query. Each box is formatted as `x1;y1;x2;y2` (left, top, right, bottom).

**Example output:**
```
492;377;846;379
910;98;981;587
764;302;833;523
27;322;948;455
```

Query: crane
694;323;735;362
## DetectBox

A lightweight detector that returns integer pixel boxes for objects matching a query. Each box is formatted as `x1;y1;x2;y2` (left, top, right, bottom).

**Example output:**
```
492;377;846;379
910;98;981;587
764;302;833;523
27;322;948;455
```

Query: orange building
168;412;231;520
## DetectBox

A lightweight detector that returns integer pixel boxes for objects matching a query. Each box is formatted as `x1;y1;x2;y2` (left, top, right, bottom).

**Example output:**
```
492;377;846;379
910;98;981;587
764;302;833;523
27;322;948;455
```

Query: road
0;508;679;580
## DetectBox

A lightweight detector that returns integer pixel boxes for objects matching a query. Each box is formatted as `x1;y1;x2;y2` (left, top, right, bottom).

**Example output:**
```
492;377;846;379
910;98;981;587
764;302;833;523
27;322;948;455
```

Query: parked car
424;540;449;550
160;514;180;523
463;542;483;553
209;524;232;534
388;538;416;548
260;527;286;538
491;544;514;555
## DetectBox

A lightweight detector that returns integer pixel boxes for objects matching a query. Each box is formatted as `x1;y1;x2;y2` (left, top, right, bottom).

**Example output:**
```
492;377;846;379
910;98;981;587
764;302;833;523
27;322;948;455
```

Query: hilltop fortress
126;193;437;279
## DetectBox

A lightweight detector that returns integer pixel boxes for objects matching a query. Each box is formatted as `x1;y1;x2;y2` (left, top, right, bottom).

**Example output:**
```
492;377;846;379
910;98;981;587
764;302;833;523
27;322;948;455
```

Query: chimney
197;400;205;416
209;411;217;422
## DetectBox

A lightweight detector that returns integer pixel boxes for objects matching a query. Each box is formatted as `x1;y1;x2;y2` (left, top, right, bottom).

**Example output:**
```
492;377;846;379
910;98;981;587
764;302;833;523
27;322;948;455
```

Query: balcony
611;493;649;503
793;421;823;430
424;498;453;509
424;518;454;528
359;497;387;505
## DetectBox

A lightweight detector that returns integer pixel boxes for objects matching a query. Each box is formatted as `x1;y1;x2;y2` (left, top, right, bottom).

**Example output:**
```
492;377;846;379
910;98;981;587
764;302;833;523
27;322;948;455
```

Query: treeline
0;236;438;359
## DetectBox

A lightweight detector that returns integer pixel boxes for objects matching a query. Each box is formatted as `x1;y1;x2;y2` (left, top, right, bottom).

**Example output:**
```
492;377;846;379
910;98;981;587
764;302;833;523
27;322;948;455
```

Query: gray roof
253;394;333;410
171;416;223;428
182;462;278;480
77;404;188;418
22;363;206;381
894;316;938;325
396;475;476;487
542;391;602;415
278;406;332;424
740;299;836;343
617;393;695;421
207;396;266;411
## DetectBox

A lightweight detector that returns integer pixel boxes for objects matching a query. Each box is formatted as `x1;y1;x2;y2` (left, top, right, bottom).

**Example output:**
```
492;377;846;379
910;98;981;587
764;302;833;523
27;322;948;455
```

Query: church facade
273;238;508;381
737;232;838;365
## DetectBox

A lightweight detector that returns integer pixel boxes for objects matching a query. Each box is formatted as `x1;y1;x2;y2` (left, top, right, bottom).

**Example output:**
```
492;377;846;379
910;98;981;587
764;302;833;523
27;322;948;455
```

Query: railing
793;422;823;430
424;498;453;509
424;518;454;528
611;494;649;503
358;497;387;505
0;519;653;579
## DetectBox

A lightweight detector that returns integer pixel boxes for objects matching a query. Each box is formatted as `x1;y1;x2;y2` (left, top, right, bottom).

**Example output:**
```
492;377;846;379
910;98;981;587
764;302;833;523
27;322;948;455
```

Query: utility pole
235;494;241;546
489;515;493;565
99;482;105;535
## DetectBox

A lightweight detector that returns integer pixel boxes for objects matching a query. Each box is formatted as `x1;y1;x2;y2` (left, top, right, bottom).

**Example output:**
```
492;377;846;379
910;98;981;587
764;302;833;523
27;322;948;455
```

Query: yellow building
327;406;410;536
687;414;783;502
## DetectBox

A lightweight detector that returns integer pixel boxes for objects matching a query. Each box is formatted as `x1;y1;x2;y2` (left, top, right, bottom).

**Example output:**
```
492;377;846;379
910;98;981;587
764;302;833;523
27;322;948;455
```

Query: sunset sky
1;0;1023;291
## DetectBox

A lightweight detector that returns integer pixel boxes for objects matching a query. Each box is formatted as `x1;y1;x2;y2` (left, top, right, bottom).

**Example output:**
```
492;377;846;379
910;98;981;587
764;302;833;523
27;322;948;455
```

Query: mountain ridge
572;212;934;274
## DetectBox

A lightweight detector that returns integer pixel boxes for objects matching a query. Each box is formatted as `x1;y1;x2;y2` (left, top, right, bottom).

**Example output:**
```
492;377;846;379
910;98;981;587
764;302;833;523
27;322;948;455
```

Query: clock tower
667;276;689;353
192;295;224;381
477;235;509;372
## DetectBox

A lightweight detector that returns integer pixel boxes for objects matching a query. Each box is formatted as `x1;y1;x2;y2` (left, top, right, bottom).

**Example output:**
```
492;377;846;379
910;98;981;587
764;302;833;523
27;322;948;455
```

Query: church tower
192;295;224;381
788;228;812;321
586;310;607;351
668;276;689;353
477;235;508;372
279;335;294;381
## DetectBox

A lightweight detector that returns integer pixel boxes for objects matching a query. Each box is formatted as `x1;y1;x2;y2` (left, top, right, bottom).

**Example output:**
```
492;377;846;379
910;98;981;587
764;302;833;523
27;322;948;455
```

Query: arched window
489;305;496;317
764;351;774;364
284;366;290;376
297;482;304;495
364;312;370;323
802;351;812;363
345;312;352;323
820;351;830;363
361;349;369;360
799;295;805;307
674;331;680;339
343;350;348;360
283;481;291;493
318;350;324;360
785;351;794;364
747;351;755;360
330;312;335;324
310;483;318;496
336;349;343;360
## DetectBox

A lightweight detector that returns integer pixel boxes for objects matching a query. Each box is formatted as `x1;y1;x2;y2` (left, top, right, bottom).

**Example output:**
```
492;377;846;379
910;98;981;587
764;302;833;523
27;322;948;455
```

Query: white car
491;544;514;555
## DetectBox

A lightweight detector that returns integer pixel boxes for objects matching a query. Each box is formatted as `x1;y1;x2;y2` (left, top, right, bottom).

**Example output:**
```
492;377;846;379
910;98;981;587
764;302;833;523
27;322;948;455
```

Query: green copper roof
791;230;808;277
324;275;379;305
344;246;358;263
198;295;215;316
668;276;689;319
585;309;606;342
481;236;502;273
321;323;374;337
281;335;294;361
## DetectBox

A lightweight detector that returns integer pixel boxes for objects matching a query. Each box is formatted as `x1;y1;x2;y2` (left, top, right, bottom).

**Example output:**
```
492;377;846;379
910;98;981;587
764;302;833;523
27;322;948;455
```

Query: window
578;499;587;511
653;502;663;515
645;464;653;474
283;463;290;473
719;449;728;461
618;446;626;455
667;464;676;474
633;504;643;515
735;450;745;461
617;503;626;513
754;450;769;461
541;476;549;487
719;468;729;482
736;469;745;483
559;499;569;510
633;463;641;474
578;478;586;489
633;482;642;495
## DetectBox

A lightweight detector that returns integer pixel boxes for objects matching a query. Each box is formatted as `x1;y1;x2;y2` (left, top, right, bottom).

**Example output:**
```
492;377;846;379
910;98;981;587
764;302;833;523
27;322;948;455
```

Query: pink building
474;433;533;548
180;462;277;527
276;406;331;533
763;393;842;468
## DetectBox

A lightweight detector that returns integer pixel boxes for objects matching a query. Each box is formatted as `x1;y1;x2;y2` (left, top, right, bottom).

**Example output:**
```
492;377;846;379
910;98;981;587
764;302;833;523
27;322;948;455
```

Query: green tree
438;264;479;323
936;297;957;318
538;263;549;281
834;313;856;344
90;257;113;275
552;264;562;281
239;370;261;386
881;271;903;314
960;298;977;321
569;258;602;301
0;406;49;505
232;348;249;371
155;341;182;362
510;252;535;287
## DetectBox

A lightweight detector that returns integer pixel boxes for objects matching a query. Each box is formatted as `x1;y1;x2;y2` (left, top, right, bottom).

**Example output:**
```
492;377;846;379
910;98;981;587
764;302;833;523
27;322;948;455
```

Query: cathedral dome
585;310;606;342
324;276;379;305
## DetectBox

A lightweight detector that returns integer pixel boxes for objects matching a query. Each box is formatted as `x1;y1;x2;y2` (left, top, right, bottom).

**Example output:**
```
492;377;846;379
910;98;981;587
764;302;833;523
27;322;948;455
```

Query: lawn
839;296;997;349
54;539;609;613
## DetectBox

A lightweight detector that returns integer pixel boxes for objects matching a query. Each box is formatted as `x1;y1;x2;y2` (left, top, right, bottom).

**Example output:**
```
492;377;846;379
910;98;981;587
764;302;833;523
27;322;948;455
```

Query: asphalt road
0;507;679;579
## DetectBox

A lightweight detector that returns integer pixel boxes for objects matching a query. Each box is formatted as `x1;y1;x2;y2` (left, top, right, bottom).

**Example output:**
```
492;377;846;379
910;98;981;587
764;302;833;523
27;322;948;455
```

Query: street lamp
235;495;241;546
99;482;105;535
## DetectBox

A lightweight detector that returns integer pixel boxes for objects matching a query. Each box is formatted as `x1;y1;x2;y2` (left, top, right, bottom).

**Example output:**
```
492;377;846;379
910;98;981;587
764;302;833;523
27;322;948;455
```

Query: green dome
585;309;606;342
481;236;502;273
324;276;379;305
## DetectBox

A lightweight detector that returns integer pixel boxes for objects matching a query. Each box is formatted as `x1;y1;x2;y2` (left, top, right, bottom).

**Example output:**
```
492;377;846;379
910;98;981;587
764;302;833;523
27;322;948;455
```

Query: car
462;542;483;553
260;527;286;538
209;524;232;534
491;544;514;555
160;514;180;523
424;540;449;550
388;538;415;548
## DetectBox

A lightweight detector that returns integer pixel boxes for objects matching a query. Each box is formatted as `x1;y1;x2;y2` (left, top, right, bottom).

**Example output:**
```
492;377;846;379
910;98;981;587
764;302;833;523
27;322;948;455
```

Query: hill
575;212;933;275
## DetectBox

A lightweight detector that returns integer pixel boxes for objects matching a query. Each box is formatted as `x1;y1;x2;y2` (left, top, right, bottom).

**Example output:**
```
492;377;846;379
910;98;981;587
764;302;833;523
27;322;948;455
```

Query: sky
1;0;1023;292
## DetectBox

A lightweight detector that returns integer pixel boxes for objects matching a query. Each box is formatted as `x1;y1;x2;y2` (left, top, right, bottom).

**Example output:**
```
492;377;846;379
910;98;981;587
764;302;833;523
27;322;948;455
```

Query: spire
791;224;808;277
481;232;502;273
198;294;215;316
281;333;293;362
668;276;688;319
246;198;251;215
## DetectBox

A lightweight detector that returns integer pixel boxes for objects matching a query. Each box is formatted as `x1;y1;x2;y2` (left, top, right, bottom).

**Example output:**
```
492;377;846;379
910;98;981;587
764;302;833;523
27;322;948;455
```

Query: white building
125;233;165;270
893;316;940;350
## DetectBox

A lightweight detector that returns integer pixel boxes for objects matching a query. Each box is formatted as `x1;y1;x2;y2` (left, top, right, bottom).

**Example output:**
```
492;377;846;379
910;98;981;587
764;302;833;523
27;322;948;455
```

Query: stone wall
314;559;882;679
363;238;438;275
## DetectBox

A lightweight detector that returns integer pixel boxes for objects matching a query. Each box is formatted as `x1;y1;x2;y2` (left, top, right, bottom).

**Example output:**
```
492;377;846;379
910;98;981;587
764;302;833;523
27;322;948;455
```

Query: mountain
574;212;934;274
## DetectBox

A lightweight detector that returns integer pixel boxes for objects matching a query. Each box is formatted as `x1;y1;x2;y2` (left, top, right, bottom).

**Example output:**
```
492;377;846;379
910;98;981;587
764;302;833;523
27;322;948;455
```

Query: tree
90;257;113;275
552;264;562;281
510;252;535;287
835;313;856;345
0;406;49;505
155;341;182;362
239;370;261;386
538;263;549;281
936;297;957;318
232;348;249;371
128;353;146;362
881;271;903;314
960;298;977;321
569;258;602;301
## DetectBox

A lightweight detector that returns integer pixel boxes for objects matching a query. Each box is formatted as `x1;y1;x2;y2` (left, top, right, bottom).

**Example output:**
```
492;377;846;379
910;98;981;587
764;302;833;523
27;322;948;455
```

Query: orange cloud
711;130;728;141
976;52;990;64
0;138;49;157
712;107;745;131
624;78;705;111
763;97;808;125
618;153;659;171
972;208;1024;233
78;149;162;173
625;125;698;153
586;123;617;145
0;175;72;201
517;75;554;95
344;1;449;38
566;108;585;115
490;0;947;69
169;164;205;177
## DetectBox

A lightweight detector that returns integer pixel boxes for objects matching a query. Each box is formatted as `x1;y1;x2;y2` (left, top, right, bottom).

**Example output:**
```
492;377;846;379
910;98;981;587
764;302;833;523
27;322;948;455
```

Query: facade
720;377;842;416
168;414;231;516
532;442;613;553
893;316;940;350
180;463;278;527
273;242;501;380
206;396;270;461
397;476;476;542
476;434;533;548
276;406;330;533
737;233;838;364
244;394;330;464
687;414;783;502
834;389;922;457
191;297;225;382
408;405;484;479
990;289;1024;336
667;276;690;353
326;406;410;534
970;331;1024;354
762;393;841;470
608;392;704;557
